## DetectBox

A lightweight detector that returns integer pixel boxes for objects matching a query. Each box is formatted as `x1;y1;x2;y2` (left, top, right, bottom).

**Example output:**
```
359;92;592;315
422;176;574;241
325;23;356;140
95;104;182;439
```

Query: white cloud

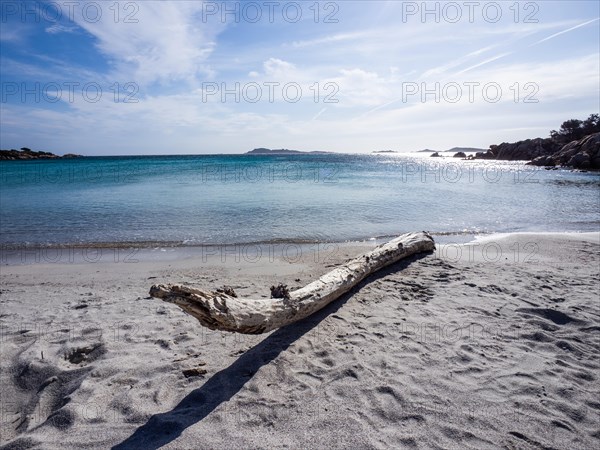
263;58;297;79
70;1;224;86
328;68;392;107
45;24;78;34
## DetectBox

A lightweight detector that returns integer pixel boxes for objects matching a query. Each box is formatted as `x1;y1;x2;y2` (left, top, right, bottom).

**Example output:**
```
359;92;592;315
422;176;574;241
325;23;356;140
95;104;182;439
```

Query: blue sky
0;0;598;155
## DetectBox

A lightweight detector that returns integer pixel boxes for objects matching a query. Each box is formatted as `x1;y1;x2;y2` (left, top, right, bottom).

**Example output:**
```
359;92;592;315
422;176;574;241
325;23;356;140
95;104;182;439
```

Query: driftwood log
150;231;435;334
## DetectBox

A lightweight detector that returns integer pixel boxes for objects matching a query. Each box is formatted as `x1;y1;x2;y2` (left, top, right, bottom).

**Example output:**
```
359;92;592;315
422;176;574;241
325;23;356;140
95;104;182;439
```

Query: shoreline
1;230;598;266
1;229;598;249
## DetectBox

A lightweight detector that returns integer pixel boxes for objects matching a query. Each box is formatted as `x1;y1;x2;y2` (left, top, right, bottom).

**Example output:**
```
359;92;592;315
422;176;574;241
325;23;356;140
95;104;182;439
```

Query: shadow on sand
113;253;430;449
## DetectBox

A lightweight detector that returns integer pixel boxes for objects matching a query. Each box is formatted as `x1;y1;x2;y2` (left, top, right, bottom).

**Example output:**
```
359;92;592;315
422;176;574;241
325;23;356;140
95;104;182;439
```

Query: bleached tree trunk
150;231;434;334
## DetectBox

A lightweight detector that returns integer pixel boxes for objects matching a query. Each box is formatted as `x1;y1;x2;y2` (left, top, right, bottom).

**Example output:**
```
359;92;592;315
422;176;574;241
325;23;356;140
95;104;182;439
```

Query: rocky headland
466;133;599;170
529;133;600;169
469;114;600;170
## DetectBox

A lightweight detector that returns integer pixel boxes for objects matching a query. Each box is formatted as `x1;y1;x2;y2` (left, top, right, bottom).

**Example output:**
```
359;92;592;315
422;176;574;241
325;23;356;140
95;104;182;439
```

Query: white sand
1;233;598;449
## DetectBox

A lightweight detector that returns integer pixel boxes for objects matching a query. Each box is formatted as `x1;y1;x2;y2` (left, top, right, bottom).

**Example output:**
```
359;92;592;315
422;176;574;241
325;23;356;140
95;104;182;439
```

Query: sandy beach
2;1;599;448
1;232;598;449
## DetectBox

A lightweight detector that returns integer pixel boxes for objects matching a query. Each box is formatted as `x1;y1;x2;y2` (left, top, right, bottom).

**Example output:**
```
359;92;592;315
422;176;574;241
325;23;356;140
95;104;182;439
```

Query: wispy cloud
454;52;513;75
531;17;600;46
290;31;370;48
45;24;78;35
358;52;598;119
69;2;224;86
421;45;497;78
311;107;327;121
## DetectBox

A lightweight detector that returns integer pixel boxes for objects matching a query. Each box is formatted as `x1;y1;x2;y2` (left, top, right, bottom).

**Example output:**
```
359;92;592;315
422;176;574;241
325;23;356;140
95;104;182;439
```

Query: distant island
246;148;331;155
375;147;486;154
444;147;486;153
415;147;486;153
0;147;83;160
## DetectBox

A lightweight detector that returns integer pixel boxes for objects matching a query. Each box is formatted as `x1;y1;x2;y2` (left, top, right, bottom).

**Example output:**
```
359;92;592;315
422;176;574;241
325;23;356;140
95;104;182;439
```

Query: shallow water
1;153;599;247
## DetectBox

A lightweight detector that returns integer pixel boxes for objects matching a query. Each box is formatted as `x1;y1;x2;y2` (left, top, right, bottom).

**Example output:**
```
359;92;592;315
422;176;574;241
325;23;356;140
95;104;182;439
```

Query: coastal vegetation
0;147;82;160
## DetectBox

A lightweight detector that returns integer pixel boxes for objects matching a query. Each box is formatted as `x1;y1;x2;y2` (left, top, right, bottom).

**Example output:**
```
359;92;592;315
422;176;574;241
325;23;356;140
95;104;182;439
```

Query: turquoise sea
1;153;599;248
